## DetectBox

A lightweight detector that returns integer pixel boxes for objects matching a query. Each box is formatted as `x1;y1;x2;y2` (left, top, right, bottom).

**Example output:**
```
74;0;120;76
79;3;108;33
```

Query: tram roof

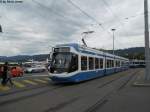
55;43;128;61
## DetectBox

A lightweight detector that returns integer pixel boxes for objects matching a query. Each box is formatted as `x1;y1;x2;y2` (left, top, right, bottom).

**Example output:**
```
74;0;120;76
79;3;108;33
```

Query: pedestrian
5;67;13;85
0;65;3;79
1;62;8;86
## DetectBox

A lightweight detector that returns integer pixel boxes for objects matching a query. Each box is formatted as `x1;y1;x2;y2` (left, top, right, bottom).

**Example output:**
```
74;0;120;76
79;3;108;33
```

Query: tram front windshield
50;52;78;73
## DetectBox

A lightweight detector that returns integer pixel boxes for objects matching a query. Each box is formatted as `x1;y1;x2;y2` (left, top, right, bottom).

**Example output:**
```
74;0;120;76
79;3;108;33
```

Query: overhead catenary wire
101;0;145;36
3;0;145;51
102;0;143;49
100;0;145;48
101;0;131;40
32;0;72;21
87;11;147;28
124;12;145;20
67;0;126;48
67;0;112;36
32;0;120;48
31;0;92;31
67;0;101;25
101;0;124;27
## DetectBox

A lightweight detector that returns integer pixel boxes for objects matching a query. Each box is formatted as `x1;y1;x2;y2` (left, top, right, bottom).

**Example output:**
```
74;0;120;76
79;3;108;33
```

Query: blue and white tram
48;43;129;83
129;60;145;68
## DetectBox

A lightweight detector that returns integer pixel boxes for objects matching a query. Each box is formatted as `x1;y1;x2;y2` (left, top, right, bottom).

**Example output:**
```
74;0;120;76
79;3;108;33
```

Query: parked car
10;66;23;77
24;65;46;73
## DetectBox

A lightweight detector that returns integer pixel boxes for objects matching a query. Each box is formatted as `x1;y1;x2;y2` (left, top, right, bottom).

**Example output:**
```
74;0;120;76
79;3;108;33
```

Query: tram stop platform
133;70;150;87
97;69;150;112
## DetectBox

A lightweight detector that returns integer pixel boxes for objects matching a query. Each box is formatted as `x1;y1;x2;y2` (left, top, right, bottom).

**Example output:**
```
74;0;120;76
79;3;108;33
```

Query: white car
24;65;46;73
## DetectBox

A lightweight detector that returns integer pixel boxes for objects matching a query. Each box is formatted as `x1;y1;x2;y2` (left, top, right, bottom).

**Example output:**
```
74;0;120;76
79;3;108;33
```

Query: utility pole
111;29;116;55
144;0;150;80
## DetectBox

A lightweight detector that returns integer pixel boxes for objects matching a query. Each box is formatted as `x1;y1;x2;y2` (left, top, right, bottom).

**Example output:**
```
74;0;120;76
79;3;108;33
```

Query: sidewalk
133;69;150;87
96;68;150;112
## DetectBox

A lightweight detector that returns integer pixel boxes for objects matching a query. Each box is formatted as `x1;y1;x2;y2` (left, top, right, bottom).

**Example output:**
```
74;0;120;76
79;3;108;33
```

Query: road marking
23;75;49;78
23;80;38;85
33;79;48;84
133;82;150;87
0;85;10;91
44;78;51;81
13;81;25;88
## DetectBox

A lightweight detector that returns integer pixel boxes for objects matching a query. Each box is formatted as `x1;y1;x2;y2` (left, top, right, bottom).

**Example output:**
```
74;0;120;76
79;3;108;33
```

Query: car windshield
51;52;72;73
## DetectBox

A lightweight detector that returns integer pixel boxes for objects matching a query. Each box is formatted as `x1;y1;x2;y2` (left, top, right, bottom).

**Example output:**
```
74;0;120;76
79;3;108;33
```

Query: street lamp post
144;0;150;80
81;31;94;47
111;29;116;55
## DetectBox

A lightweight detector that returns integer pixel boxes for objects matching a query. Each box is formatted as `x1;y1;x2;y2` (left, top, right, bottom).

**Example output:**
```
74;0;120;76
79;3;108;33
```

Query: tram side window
124;62;126;66
89;57;94;70
112;60;114;67
115;61;118;67
95;58;99;69
106;60;110;68
116;61;120;67
121;61;124;67
110;60;112;68
81;56;87;70
117;61;120;67
69;54;78;73
100;59;103;69
121;61;123;67
107;60;113;68
118;61;120;67
106;60;108;68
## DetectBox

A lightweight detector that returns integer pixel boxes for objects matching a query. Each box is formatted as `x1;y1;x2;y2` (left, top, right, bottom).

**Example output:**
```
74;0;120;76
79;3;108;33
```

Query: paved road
0;68;148;112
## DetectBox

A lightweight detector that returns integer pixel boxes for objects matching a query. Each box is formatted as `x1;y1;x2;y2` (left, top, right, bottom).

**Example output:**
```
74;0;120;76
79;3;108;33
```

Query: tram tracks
0;83;53;97
84;69;140;112
0;69;140;110
0;85;65;107
98;69;135;89
44;97;80;112
0;80;84;107
43;70;139;112
1;69;133;97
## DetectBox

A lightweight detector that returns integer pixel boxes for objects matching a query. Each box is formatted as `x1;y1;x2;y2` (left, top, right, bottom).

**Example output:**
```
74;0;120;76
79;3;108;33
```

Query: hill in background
0;47;145;62
106;47;144;60
0;54;49;62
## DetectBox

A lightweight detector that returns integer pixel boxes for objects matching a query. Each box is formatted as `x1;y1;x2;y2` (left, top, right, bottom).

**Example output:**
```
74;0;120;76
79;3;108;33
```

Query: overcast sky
0;0;148;56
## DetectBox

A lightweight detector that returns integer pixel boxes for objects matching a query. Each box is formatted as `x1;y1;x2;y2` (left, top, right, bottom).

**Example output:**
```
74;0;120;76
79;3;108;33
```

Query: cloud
0;0;148;56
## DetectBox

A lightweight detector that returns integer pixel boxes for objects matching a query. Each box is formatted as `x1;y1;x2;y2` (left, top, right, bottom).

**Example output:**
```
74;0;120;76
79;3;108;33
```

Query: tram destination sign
54;47;70;52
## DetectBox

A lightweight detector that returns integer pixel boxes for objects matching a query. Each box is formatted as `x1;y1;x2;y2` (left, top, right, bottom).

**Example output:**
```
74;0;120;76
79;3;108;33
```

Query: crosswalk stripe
23;80;38;85
44;78;50;81
0;85;10;91
13;81;25;88
33;79;48;84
